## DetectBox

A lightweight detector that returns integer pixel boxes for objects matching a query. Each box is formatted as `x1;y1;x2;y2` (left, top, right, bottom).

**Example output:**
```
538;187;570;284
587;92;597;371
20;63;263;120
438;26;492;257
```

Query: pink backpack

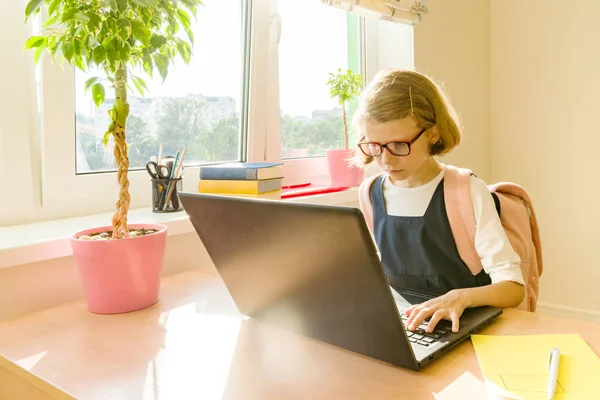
358;164;543;312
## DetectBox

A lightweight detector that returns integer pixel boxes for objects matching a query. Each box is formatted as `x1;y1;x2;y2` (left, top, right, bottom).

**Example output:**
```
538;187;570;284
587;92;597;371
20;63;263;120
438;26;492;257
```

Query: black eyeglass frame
357;128;427;157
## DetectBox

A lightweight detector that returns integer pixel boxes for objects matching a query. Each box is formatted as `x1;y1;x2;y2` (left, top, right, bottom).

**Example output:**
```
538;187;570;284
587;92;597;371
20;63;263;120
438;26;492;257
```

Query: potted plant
325;67;363;187
23;0;202;314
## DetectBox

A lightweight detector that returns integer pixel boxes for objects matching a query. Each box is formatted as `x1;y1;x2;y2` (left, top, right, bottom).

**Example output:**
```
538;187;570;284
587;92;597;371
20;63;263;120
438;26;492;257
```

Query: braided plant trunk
110;66;131;239
341;102;348;150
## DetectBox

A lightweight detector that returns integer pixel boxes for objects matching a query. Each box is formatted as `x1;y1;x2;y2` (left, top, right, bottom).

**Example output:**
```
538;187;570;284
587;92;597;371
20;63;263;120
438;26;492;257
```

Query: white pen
548;347;560;400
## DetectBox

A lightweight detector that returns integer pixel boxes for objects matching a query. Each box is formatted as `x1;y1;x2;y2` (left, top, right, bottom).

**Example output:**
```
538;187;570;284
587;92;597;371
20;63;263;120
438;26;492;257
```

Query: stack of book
198;162;284;200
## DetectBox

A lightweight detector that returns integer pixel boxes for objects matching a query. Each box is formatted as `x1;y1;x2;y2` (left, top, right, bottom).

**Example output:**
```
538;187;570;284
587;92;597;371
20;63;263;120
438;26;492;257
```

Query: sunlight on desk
433;371;487;400
1;269;599;400
144;304;243;400
17;351;48;370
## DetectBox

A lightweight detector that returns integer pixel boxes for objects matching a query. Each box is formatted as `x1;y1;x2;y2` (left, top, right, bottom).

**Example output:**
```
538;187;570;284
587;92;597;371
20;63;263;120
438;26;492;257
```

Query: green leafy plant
23;0;203;239
326;68;362;150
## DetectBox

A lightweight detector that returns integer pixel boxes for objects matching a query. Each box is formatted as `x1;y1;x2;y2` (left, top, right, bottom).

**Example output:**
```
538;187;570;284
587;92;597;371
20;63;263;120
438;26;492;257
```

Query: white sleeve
469;176;525;285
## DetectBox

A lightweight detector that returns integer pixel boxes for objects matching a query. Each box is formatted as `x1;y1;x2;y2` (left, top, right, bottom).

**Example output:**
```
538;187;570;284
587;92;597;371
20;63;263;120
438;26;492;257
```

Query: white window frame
0;0;414;226
271;0;363;187
0;1;42;226
38;0;256;220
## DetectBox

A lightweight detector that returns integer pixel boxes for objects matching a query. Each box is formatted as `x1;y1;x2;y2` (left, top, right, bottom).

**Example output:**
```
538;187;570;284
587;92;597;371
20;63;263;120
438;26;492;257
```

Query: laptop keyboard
399;314;451;347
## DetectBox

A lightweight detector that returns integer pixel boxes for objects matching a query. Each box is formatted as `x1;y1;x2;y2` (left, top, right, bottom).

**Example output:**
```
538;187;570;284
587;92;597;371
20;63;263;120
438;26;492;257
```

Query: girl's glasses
357;128;426;157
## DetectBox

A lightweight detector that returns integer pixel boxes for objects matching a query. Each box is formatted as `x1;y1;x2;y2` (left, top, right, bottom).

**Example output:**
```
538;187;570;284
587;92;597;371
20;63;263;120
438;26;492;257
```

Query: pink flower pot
326;148;364;187
70;223;168;314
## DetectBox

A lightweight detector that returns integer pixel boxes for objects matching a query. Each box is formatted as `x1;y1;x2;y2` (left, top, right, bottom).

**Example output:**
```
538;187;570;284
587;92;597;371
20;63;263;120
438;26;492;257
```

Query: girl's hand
404;290;468;333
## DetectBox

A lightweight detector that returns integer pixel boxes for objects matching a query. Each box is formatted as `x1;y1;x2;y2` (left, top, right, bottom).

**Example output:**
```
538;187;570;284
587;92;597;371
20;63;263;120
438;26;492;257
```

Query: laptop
179;192;503;371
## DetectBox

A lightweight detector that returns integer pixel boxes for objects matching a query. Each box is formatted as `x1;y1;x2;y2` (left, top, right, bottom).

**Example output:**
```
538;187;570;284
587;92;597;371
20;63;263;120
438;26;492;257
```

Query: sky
76;0;349;119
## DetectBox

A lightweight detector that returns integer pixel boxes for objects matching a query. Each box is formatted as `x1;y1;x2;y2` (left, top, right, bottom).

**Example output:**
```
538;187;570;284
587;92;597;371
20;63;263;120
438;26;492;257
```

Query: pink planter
70;223;168;314
326;148;364;187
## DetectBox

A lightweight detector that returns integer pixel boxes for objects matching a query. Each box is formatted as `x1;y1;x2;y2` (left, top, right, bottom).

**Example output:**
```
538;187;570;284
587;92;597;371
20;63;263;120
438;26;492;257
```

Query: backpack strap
443;165;485;276
358;172;386;235
488;182;544;279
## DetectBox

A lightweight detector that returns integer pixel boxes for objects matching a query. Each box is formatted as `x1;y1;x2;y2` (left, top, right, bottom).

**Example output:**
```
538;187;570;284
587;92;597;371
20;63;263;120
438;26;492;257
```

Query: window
277;2;361;159
0;0;414;225
74;0;246;174
37;0;249;219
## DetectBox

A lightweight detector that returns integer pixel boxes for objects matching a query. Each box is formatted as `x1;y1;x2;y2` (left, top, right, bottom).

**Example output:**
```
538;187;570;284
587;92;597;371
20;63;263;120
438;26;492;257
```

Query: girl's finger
425;310;446;333
450;312;460;333
408;307;433;331
405;303;427;326
405;299;431;317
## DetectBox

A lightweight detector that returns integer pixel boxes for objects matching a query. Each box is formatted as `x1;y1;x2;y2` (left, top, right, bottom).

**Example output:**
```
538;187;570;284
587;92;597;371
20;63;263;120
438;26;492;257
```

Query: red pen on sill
282;183;312;189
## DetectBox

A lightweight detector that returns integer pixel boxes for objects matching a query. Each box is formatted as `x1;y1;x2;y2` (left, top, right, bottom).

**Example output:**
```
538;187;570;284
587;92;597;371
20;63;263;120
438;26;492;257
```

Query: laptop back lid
179;192;418;369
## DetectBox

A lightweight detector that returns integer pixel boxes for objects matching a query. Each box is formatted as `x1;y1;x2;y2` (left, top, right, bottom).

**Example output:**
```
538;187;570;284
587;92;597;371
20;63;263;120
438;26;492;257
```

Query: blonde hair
352;69;462;167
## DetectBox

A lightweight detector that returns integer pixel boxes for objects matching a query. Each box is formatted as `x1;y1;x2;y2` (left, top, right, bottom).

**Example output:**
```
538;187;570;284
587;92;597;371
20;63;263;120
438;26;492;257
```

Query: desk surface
0;268;599;400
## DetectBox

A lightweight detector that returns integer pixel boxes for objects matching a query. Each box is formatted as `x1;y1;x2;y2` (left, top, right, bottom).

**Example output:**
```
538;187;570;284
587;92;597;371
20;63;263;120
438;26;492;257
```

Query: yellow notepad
471;334;600;400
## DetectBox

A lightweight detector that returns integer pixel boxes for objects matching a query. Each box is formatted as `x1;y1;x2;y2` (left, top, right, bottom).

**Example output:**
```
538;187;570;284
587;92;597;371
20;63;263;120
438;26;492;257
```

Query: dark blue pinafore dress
370;176;491;295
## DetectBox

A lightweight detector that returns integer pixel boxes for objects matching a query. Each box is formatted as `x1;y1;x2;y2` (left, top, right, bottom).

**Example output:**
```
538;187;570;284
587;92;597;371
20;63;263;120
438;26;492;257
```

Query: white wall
413;0;599;319
414;0;491;181
491;0;600;318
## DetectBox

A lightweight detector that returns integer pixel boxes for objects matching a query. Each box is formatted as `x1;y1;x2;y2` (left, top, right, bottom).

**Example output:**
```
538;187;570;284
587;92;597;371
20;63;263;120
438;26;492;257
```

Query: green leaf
25;0;43;21
63;42;74;61
176;40;191;64
153;53;168;82
167;19;179;36
47;38;61;60
73;39;83;56
131;20;151;45
119;41;131;61
43;14;59;29
87;12;102;34
134;75;148;91
149;35;167;51
143;53;153;77
184;27;194;46
116;0;128;13
34;45;47;63
75;12;90;24
181;0;202;9
62;8;78;23
186;5;198;18
104;0;117;10
117;19;132;41
106;48;117;71
102;129;111;146
130;0;155;8
91;83;106;107
84;77;101;93
177;9;191;31
73;55;86;71
140;7;152;24
132;75;147;96
102;36;114;49
24;36;46;50
48;0;61;16
93;46;106;65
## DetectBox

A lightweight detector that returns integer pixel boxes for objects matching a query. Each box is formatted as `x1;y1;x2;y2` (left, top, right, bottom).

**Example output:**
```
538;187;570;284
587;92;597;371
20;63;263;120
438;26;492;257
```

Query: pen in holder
151;177;183;213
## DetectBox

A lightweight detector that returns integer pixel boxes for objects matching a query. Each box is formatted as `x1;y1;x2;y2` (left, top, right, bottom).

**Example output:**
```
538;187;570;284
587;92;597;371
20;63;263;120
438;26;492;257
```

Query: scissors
145;161;171;179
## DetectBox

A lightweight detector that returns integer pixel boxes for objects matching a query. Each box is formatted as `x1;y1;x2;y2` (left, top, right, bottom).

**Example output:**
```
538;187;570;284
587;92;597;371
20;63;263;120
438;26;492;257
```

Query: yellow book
198;191;282;200
198;178;282;194
471;334;600;399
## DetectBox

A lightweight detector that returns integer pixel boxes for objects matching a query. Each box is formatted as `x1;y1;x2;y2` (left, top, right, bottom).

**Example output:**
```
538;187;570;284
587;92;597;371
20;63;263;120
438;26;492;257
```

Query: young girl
353;69;524;334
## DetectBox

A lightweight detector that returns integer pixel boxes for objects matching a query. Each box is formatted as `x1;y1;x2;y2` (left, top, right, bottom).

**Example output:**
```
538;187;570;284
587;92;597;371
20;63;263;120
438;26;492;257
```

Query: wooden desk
0;268;599;400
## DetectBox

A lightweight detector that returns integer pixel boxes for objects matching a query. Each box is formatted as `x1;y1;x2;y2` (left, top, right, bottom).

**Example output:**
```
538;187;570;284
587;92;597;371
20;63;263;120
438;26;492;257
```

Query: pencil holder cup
151;177;183;213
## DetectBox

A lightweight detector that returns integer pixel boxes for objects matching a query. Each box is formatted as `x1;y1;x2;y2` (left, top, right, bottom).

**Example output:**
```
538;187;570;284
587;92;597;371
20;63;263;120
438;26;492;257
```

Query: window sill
0;188;359;269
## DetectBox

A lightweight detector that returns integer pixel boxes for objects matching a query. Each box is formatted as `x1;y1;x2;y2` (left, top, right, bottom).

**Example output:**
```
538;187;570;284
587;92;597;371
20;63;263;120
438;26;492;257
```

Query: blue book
199;162;283;180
